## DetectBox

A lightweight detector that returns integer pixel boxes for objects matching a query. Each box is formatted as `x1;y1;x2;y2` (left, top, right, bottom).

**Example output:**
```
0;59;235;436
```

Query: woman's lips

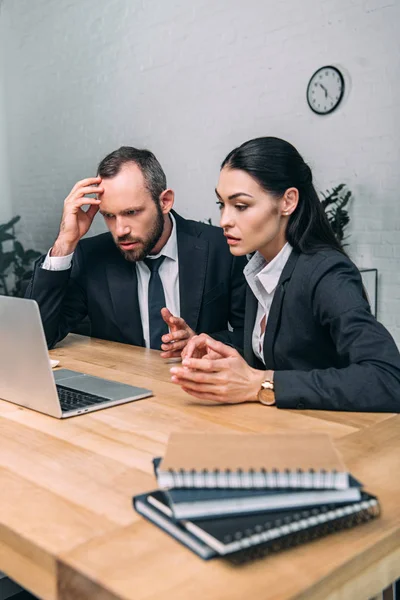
224;235;241;245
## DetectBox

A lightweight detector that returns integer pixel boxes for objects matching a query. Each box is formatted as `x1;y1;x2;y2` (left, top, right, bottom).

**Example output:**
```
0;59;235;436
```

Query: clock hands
318;82;329;98
308;67;344;113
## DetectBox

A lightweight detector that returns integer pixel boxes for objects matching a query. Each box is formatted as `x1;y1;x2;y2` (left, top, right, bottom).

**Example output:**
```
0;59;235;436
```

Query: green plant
321;183;352;244
0;216;42;297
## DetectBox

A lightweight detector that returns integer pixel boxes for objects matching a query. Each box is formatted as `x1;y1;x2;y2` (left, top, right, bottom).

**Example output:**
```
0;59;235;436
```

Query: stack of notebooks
133;433;380;563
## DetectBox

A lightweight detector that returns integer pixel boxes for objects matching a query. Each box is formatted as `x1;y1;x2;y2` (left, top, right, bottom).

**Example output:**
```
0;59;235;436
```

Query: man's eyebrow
215;188;253;200
120;207;141;215
99;206;142;216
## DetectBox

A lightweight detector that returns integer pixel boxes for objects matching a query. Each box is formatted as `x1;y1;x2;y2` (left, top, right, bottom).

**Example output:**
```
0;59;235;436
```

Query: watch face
258;387;276;406
307;66;344;115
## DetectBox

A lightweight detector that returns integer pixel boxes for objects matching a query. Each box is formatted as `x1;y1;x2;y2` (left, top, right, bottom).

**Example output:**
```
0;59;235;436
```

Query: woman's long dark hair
221;137;345;255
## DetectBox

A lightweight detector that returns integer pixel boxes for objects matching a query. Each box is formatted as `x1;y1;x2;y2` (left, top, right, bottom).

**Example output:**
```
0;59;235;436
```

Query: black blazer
244;248;400;412
27;212;247;349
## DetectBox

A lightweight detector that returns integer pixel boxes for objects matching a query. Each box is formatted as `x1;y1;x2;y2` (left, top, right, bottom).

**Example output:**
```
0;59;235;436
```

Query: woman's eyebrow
215;189;253;200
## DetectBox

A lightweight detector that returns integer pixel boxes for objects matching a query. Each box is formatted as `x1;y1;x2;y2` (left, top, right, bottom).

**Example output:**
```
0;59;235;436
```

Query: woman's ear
282;187;299;216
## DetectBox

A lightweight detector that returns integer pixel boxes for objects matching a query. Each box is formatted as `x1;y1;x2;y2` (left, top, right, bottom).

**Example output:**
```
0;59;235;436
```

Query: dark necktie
144;256;169;350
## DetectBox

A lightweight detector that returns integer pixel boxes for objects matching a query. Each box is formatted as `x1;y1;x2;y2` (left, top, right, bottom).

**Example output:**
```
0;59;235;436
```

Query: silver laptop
0;296;153;418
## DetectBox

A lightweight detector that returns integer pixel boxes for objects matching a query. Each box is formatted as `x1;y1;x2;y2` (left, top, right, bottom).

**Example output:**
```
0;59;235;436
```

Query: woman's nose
220;208;234;229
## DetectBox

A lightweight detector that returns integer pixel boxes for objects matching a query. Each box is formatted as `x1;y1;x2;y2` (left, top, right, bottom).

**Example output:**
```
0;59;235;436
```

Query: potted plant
320;183;352;244
0;216;42;297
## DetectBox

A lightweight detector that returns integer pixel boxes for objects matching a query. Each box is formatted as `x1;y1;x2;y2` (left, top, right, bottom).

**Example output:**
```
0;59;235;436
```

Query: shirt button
297;402;305;410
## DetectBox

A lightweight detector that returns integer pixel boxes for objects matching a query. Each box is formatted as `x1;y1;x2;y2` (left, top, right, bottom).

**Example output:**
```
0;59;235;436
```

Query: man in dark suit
27;147;247;356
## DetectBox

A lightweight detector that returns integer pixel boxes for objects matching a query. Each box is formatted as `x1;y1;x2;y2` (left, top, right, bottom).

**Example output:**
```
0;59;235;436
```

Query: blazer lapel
244;286;261;368
263;250;300;369
176;221;208;332
105;250;144;346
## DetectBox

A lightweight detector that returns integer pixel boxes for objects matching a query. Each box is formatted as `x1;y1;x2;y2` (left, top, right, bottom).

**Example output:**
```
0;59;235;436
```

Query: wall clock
307;66;345;115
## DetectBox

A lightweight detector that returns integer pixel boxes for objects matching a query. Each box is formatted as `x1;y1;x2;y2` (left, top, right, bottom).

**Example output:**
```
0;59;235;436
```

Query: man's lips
119;241;141;249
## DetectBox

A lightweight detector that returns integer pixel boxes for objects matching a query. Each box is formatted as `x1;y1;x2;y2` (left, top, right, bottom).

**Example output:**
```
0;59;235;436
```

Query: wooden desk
0;335;398;600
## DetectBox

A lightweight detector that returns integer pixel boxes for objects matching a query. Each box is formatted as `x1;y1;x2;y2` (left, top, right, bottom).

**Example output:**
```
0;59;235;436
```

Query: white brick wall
0;0;399;343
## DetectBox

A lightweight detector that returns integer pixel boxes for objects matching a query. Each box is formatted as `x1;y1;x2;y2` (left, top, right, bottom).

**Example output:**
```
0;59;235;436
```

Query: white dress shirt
244;242;292;364
42;213;180;348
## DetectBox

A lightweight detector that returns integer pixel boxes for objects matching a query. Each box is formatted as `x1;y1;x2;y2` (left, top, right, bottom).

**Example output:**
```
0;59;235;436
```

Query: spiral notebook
133;490;379;559
157;433;349;490
152;458;362;520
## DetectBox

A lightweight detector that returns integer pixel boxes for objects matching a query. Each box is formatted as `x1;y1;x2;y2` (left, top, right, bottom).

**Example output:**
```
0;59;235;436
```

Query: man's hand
170;334;268;404
160;308;196;359
51;177;104;257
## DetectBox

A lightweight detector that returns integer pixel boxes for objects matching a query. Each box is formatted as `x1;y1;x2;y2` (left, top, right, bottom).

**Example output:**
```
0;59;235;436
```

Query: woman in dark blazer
170;137;400;412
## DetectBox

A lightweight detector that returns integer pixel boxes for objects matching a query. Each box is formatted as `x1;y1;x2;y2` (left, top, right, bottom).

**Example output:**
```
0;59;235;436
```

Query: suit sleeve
211;255;247;350
25;244;88;349
274;256;400;412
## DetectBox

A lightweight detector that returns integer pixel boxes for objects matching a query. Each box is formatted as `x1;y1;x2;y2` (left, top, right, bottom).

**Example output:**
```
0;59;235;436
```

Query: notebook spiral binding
226;497;380;564
162;467;347;490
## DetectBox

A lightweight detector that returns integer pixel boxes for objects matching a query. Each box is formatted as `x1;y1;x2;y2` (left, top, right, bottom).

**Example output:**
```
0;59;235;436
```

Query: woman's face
216;167;290;261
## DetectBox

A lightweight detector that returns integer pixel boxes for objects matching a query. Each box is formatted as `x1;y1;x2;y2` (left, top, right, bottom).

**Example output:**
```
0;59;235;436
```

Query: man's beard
114;205;165;262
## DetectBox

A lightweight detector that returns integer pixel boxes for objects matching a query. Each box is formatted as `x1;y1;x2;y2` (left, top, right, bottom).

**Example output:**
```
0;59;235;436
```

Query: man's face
98;164;164;262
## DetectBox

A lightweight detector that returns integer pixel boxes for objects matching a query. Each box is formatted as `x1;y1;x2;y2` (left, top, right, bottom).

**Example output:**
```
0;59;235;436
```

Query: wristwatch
258;373;276;406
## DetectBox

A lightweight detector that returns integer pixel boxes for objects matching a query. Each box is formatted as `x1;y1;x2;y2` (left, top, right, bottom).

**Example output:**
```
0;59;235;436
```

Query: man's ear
159;189;174;214
281;187;299;216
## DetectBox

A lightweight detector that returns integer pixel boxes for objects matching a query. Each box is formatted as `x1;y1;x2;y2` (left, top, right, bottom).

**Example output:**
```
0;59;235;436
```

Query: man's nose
115;217;130;238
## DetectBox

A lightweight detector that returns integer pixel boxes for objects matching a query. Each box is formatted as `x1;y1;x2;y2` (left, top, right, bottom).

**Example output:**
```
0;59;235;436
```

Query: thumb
205;337;238;358
161;307;173;324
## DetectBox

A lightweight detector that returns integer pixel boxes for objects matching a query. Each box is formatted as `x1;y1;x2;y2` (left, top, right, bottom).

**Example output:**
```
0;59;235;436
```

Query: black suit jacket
244;248;400;412
27;212;247;349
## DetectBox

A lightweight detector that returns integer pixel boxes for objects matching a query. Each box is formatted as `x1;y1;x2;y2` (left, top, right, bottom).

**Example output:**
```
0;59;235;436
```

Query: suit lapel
244;286;261;368
175;216;208;332
263;250;300;368
105;249;144;346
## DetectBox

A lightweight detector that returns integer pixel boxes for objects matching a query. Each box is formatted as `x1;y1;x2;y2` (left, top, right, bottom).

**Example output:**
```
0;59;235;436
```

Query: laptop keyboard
56;384;110;413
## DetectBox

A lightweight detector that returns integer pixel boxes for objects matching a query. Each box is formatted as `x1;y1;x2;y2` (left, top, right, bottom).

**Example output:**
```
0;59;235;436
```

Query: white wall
0;0;399;341
0;0;12;222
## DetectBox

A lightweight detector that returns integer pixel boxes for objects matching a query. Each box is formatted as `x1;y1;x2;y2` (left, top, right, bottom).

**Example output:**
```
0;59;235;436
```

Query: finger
70;185;105;199
204;337;239;359
170;366;223;383
181;345;190;359
85;204;100;221
161;307;173;324
202;349;223;360
184;333;211;359
172;377;223;392
70;177;102;194
180;357;231;373
179;385;242;404
67;197;102;212
161;339;186;352
169;316;186;327
162;342;187;353
162;329;189;343
162;311;188;332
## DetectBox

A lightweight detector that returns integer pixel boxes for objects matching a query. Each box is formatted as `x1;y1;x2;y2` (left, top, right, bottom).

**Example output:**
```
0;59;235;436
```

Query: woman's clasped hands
170;334;267;404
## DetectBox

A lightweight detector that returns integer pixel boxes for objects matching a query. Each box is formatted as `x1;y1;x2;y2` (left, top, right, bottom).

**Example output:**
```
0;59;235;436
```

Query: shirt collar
244;242;293;295
144;213;178;262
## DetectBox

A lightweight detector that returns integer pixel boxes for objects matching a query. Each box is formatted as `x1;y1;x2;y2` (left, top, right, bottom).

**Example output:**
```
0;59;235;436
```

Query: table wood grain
0;334;398;600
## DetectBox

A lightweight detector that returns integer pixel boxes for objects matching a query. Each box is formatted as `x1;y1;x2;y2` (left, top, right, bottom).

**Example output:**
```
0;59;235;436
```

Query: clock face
307;66;344;115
